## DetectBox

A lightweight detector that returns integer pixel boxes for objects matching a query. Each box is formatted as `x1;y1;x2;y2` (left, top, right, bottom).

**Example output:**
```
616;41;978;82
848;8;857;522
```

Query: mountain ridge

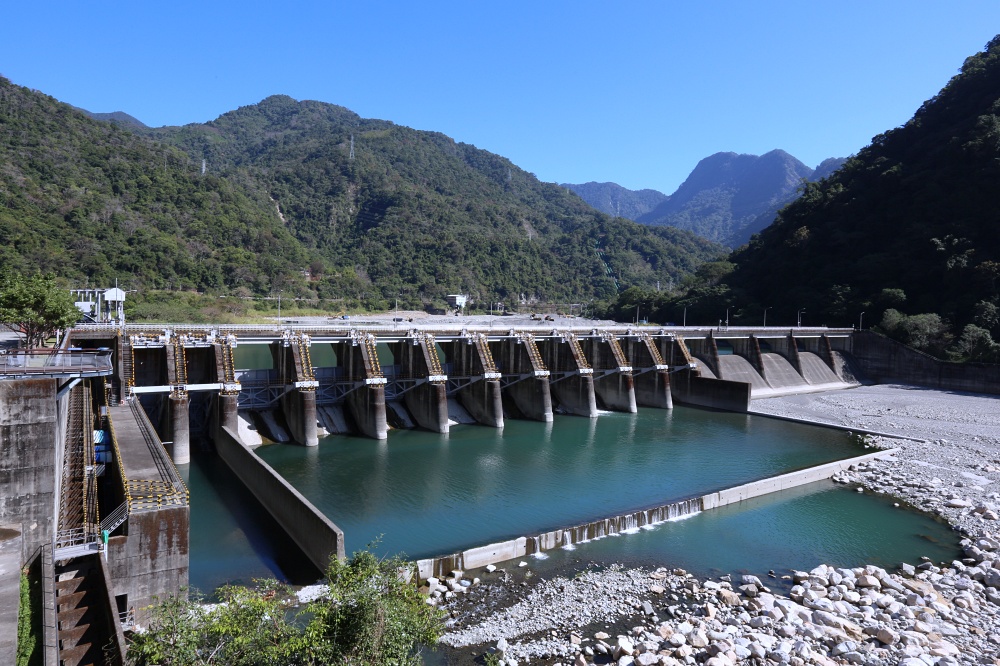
566;150;846;248
1;79;723;310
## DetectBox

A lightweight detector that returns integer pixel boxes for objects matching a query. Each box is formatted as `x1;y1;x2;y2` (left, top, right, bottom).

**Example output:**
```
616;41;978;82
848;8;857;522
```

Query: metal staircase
170;337;188;398
601;332;633;373
518;333;548;372
56;385;98;557
423;334;445;382
55;555;121;666
474;333;499;375
566;333;592;370
640;332;666;367
121;336;135;399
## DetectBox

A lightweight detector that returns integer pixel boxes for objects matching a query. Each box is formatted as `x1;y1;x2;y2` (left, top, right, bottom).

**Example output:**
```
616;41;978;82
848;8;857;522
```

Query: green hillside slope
142;95;723;306
613;36;1000;358
728;36;1000;337
0;77;306;294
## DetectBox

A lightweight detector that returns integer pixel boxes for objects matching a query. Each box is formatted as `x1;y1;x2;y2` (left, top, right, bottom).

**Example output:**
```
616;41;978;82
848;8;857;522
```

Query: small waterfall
419;495;705;576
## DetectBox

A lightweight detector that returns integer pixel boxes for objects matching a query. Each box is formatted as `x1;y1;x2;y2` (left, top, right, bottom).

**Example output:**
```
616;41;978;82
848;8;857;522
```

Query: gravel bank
436;385;1000;666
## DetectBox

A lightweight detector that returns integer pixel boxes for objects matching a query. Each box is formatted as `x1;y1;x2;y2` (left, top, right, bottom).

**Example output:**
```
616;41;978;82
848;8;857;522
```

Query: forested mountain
0;79;722;309
135;94;722;306
607;36;1000;360
567;152;846;249
561;181;668;221
636;150;830;247
77;109;149;129
0;77;307;294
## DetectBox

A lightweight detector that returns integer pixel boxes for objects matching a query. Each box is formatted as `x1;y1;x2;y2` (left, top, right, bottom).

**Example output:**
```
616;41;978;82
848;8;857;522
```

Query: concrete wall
214;425;344;573
851;331;1000;394
106;505;189;625
0;379;58;563
417;448;895;579
701;449;894;509
672;374;751;412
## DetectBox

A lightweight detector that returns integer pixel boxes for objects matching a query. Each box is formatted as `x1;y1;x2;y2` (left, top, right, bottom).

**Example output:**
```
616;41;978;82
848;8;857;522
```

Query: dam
4;318;985;663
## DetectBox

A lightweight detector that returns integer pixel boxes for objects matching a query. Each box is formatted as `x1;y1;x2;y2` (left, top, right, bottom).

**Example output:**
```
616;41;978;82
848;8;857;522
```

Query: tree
953;324;1000;362
126;549;443;666
302;550;443;666
0;272;80;348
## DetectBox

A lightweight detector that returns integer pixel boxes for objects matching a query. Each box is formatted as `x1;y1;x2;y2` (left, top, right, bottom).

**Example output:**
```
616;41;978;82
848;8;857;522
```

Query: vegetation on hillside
2;77;721;312
140;95;722;307
602;36;1000;362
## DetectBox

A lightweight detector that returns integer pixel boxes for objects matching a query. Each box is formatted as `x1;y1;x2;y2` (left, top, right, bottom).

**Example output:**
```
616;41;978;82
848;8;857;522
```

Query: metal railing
0;349;113;376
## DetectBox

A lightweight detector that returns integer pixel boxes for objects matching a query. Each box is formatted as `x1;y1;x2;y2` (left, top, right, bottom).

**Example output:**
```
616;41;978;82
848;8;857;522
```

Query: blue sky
3;2;999;193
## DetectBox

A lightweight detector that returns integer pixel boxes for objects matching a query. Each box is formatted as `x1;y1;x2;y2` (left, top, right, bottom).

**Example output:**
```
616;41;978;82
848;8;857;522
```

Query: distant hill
0;81;723;308
75;108;149;129
561;182;668;221
567;152;846;248
637;150;819;247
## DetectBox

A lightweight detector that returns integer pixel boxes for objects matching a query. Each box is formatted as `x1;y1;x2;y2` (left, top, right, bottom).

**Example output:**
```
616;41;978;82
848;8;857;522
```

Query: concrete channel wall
417;448;895;580
852;331;1000;395
215;425;345;573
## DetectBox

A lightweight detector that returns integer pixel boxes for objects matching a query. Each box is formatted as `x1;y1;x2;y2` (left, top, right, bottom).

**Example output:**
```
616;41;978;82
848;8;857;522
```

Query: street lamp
763;306;771;327
683;306;687;327
725;307;730;330
859;311;865;330
797;308;806;328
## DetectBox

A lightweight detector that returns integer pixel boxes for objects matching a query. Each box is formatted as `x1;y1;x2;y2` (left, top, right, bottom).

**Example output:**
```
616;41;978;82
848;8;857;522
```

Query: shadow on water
181;450;321;597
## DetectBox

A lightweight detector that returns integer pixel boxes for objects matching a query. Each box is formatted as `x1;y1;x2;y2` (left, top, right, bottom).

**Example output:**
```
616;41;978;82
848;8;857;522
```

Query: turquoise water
256;409;866;560
183;407;961;595
526;480;957;584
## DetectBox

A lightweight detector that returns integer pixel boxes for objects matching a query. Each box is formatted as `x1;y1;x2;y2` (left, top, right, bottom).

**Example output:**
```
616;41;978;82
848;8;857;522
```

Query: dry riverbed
433;385;1000;666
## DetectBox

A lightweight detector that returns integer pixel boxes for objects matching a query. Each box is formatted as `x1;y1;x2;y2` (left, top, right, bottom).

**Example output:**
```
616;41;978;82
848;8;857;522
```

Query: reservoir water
181;405;960;594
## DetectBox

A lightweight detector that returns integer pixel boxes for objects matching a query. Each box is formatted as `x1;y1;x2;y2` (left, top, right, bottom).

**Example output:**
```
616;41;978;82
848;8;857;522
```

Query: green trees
0;272;79;348
127;550;443;666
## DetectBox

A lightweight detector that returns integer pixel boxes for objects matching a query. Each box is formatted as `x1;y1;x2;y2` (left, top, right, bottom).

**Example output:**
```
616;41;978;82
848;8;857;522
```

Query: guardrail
0;348;113;376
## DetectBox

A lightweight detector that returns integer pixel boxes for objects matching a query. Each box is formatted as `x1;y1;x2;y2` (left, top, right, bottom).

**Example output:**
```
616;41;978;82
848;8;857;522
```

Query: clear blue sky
4;2;999;193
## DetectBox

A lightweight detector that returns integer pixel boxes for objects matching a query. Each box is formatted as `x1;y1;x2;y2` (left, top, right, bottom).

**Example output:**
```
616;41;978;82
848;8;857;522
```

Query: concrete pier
537;333;597;417
492;334;553;422
442;334;503;428
271;337;319;446
583;334;637;413
167;394;190;464
392;334;449;434
623;333;673;409
336;336;388;440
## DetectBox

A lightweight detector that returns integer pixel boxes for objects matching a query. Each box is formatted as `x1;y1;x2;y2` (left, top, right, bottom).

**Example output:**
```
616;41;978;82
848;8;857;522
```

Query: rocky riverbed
434;385;1000;666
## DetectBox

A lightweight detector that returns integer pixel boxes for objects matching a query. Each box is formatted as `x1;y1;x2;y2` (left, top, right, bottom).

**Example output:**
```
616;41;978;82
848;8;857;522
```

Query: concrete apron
416;447;898;580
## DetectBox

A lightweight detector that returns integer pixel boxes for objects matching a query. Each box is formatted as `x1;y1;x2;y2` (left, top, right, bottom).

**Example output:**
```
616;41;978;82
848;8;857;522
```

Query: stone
876;627;899;645
717;589;741;606
616;636;635;657
855;574;881;589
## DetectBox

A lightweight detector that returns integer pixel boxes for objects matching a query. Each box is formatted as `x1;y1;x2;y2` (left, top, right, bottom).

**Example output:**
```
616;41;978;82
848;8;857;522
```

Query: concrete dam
6;321;987;662
69;323;860;463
